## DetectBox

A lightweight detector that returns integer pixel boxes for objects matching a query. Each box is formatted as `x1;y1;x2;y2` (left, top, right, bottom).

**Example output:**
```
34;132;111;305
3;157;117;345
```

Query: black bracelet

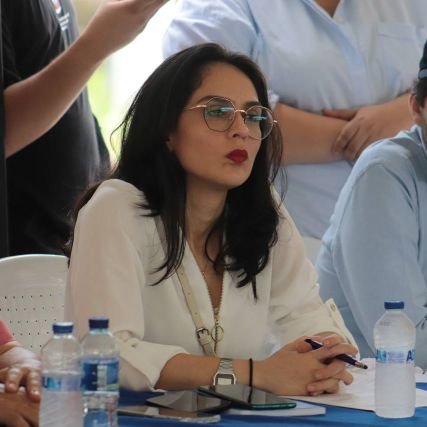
248;358;253;387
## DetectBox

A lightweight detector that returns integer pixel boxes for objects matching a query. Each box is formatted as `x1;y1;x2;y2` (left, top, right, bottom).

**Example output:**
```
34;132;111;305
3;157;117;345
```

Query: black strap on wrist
249;358;253;387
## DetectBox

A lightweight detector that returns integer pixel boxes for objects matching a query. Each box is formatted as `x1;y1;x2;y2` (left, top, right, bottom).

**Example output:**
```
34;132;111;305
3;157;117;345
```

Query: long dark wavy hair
69;43;284;297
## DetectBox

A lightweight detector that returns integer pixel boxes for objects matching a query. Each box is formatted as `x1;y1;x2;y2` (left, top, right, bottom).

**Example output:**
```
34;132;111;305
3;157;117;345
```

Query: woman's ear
165;137;174;152
409;93;425;126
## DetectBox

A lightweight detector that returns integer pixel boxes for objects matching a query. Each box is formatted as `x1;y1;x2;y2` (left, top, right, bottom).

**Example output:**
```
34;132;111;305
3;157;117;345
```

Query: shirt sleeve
327;161;427;361
162;0;280;107
65;182;188;391
268;202;355;344
0;319;15;345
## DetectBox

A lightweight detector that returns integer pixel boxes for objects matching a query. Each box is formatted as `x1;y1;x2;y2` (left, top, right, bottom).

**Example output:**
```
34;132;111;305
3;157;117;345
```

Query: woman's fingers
307;377;341;395
310;334;357;360
13;417;31;427
3;365;41;402
25;369;41;402
313;359;354;385
4;366;25;392
310;344;357;362
315;334;343;347
337;368;354;386
332;119;359;152
322;108;357;121
288;336;312;353
308;362;353;395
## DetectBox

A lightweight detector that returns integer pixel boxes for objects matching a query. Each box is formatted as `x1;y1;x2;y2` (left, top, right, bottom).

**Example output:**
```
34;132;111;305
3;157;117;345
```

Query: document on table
286;358;427;411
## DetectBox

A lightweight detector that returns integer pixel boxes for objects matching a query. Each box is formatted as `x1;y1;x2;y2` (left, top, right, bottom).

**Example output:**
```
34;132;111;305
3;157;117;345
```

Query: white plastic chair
302;236;323;265
0;254;68;353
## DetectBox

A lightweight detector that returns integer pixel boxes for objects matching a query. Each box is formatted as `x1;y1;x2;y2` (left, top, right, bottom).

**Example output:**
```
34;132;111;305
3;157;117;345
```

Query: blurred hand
81;0;168;60
0;363;41;402
255;334;355;396
0;391;39;427
325;99;409;161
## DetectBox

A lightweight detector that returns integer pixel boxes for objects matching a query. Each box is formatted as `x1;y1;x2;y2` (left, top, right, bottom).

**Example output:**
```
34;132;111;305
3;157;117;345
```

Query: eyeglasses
184;96;276;141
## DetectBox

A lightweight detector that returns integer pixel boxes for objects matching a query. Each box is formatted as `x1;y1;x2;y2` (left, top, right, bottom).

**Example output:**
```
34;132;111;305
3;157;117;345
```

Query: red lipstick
226;149;248;163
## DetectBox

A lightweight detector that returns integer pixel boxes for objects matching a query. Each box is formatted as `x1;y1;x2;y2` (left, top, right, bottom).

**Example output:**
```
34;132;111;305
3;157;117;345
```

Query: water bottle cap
384;301;404;310
52;322;73;334
88;316;109;329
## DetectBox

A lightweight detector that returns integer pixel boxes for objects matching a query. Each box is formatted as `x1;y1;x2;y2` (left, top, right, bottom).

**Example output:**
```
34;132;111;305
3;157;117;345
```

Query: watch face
215;373;235;385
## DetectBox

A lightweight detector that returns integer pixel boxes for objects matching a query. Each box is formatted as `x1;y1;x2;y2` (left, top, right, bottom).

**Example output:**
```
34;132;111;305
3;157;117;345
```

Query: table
118;384;427;426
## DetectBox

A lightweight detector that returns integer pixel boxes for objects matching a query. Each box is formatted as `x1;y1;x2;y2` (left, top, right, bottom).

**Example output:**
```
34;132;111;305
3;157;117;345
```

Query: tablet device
198;384;297;410
146;390;231;414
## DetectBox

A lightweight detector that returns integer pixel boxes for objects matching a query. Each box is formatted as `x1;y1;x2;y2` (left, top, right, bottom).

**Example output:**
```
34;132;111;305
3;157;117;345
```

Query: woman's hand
0;364;41;402
0;391;39;427
324;93;412;161
254;335;356;396
80;0;168;62
296;334;356;395
325;105;389;160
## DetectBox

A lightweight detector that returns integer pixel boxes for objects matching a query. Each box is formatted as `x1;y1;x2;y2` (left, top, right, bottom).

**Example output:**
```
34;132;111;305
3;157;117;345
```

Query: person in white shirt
162;0;427;238
65;43;356;395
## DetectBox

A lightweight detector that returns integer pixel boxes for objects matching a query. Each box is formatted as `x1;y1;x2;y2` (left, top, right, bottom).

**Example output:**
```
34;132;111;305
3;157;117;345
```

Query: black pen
305;338;368;370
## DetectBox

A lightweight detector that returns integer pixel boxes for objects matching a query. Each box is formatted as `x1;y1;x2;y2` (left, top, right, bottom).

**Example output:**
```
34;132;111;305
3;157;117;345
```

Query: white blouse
65;179;350;390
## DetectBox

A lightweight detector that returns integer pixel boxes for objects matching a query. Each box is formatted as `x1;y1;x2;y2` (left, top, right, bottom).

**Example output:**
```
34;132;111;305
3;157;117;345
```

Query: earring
165;138;173;152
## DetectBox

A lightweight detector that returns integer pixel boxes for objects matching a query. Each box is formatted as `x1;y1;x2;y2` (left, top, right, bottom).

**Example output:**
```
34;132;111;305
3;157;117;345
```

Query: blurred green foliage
75;0;121;160
87;66;120;160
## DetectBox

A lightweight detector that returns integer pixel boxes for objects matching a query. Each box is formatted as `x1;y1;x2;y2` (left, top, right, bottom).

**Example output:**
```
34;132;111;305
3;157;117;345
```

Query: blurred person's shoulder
352;127;426;183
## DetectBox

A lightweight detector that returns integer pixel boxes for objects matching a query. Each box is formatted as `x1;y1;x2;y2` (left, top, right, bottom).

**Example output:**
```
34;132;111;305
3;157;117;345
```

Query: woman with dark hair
65;43;355;395
317;41;427;367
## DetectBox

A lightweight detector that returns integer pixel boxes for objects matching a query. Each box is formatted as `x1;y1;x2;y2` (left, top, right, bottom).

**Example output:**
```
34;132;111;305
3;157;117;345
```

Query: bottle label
42;374;82;392
375;348;415;364
82;358;119;392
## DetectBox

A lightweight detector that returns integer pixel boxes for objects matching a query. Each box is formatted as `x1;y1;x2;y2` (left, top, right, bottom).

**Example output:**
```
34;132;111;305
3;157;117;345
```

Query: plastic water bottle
81;317;120;427
40;322;83;427
374;301;416;418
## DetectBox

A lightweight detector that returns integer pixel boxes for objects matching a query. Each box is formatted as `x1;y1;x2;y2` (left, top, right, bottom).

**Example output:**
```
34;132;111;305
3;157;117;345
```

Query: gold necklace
211;307;224;353
199;259;209;280
198;258;224;352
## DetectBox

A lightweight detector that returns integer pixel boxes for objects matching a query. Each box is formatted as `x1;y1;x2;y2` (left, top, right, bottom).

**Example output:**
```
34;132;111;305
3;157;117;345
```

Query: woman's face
168;62;263;193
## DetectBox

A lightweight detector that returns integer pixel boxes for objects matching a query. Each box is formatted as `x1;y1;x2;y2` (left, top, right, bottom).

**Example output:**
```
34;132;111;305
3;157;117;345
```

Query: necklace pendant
211;324;224;343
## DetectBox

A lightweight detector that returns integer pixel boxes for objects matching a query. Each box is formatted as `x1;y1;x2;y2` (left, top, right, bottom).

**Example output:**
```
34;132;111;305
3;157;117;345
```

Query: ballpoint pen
305;338;368;370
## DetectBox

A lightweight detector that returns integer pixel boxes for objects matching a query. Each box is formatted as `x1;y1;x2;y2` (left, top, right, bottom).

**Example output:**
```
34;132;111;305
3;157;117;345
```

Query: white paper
285;358;427;411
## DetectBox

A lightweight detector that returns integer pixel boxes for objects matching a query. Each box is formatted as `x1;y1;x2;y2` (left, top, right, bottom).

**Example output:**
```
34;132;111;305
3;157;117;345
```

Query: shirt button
330;303;337;311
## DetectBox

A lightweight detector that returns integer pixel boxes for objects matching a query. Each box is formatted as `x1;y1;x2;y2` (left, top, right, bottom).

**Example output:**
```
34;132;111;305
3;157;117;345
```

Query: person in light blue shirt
163;0;427;238
317;42;427;367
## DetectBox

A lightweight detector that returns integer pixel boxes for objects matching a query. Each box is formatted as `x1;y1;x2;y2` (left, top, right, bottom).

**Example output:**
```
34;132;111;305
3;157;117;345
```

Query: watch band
213;358;236;385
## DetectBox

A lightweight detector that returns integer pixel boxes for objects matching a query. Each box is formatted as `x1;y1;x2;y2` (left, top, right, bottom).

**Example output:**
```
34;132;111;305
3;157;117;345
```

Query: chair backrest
302;236;323;265
0;254;68;353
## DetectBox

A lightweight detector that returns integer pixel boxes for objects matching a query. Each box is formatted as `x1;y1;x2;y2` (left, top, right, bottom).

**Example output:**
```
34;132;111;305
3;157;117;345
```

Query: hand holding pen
295;335;359;395
305;338;368;370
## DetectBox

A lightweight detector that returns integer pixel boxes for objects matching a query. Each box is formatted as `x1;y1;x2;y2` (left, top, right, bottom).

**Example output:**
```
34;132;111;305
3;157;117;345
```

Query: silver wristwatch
213;358;236;385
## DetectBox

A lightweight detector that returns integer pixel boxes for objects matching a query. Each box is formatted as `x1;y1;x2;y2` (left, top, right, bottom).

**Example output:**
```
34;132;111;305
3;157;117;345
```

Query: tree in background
74;0;176;159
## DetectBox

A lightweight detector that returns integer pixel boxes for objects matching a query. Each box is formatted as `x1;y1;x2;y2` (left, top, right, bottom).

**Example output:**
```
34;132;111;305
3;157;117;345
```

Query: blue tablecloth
118;384;427;427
